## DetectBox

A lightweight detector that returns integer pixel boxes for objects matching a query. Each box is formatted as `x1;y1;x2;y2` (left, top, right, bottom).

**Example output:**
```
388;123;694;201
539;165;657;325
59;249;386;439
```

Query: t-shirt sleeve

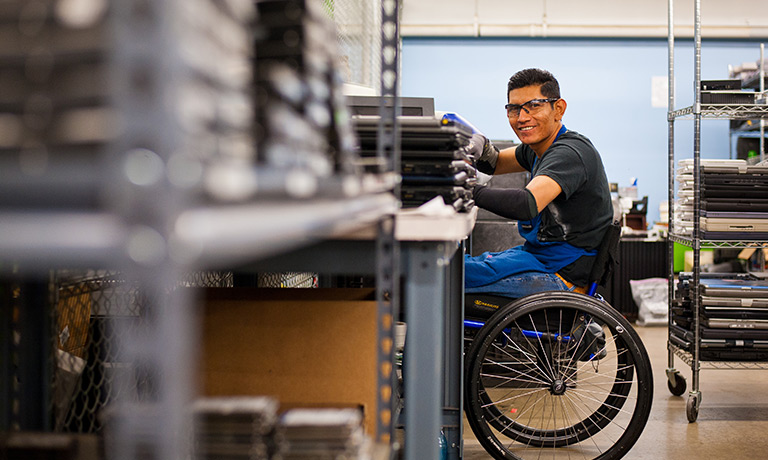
515;145;535;172
534;146;588;199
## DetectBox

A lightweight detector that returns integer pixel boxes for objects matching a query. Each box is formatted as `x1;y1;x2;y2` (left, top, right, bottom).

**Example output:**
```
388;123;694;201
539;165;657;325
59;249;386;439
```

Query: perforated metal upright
106;1;201;458
375;0;401;450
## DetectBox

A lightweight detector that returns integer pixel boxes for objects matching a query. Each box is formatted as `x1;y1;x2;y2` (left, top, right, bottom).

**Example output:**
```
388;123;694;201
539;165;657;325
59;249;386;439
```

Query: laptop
700;279;768;298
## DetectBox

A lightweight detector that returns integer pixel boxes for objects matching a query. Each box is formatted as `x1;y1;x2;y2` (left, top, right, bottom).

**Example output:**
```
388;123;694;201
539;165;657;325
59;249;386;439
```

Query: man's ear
554;98;567;121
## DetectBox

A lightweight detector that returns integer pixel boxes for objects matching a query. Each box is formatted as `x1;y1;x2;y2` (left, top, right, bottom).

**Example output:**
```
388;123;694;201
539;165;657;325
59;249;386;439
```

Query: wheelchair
463;223;653;460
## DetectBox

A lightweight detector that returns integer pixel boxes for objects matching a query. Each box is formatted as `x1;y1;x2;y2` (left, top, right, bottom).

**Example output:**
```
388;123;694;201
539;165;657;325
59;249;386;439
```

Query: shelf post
376;0;401;450
667;0;677;371
691;0;702;399
760;43;765;163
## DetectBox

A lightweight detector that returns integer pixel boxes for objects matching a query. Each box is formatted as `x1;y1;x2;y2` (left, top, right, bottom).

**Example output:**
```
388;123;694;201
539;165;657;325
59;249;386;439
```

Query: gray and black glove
466;133;499;176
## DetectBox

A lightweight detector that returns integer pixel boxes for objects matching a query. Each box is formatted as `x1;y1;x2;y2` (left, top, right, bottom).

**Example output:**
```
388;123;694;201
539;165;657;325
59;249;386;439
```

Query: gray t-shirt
516;130;613;284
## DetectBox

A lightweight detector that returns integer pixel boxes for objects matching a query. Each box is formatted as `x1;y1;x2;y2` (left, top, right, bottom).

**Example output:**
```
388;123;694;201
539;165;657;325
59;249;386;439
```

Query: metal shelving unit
1;1;400;458
665;0;768;423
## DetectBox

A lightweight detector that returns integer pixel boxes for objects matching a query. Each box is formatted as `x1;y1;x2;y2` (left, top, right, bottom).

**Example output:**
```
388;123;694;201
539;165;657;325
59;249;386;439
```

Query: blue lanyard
523;123;568;229
554;124;567;143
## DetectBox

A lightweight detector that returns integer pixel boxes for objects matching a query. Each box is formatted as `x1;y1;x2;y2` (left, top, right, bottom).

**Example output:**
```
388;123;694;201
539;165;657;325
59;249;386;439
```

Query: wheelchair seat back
586;220;621;295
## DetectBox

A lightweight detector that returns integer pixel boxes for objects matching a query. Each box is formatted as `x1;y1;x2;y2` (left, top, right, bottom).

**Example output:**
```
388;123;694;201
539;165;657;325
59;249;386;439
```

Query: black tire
464;292;654;460
667;371;687;396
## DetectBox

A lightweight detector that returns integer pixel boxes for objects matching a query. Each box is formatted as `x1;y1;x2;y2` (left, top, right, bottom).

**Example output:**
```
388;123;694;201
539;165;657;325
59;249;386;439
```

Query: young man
465;68;613;297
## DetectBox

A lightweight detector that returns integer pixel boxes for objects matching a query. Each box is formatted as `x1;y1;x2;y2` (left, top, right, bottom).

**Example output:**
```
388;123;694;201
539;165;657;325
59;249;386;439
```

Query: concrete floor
462;325;768;459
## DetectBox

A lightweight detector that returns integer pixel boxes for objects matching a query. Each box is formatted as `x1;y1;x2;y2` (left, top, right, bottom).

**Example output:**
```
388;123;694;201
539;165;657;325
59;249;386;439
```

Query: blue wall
401;37;765;226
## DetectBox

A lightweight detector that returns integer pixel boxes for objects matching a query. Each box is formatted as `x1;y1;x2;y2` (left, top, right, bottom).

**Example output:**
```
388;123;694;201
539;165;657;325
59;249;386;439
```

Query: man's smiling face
507;85;565;155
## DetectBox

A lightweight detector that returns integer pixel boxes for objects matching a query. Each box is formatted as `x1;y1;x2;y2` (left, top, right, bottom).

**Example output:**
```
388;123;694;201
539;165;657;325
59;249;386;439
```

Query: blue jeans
465;271;571;298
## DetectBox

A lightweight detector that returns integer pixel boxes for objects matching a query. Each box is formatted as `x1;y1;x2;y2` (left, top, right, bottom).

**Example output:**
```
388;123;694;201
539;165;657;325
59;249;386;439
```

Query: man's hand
466;133;499;176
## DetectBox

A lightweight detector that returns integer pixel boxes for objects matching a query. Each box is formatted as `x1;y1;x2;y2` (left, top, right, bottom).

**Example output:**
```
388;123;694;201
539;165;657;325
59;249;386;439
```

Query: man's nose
517;107;532;121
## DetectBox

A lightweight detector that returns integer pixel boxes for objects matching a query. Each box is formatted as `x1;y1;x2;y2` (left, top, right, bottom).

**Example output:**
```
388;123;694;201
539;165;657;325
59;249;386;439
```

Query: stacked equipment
279;408;368;460
0;1;116;209
192;397;283;460
671;272;768;361
253;0;360;196
353;116;476;211
700;79;758;105
0;1;256;205
675;159;768;239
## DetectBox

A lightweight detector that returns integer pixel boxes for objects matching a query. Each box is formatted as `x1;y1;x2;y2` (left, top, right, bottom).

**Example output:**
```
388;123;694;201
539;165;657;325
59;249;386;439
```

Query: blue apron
465;214;594;288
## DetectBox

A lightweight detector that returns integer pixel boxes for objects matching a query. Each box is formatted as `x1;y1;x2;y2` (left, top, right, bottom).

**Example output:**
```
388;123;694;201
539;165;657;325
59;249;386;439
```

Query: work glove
466;133;499;176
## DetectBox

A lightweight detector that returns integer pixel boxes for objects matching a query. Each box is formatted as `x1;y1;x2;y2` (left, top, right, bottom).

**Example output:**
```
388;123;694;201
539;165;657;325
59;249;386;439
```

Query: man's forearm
493;146;525;175
473;186;538;221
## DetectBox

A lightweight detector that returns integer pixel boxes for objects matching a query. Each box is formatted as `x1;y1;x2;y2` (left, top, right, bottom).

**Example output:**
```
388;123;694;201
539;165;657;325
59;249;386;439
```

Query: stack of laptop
700;79;758;105
192;396;283;460
675;159;768;239
0;3;114;209
279;408;368;459
670;272;768;361
0;2;257;206
353;116;476;211
253;0;359;183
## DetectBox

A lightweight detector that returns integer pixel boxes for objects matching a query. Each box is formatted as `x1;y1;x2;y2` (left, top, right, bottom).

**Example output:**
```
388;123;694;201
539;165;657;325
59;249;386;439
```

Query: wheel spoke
487;343;552;385
481;385;548;411
493;334;553;384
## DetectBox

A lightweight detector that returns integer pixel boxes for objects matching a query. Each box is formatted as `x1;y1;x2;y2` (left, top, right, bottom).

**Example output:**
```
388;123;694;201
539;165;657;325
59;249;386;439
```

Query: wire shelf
669;343;768;370
670;104;768;120
670;233;768;249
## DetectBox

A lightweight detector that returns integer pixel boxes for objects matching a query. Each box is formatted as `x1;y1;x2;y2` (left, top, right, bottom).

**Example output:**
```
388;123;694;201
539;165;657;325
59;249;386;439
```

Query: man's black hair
507;68;561;99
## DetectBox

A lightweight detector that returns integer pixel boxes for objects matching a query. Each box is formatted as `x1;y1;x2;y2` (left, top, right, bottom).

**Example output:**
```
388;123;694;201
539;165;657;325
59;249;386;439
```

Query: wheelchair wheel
464;291;653;460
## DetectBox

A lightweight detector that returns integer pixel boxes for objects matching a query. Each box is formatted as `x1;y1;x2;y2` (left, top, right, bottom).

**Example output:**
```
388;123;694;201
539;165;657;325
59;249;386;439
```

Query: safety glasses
505;98;559;118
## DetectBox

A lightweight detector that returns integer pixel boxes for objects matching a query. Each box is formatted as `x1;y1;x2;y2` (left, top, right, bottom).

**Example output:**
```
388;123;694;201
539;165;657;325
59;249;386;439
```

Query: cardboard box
56;287;92;358
200;288;379;436
55;281;140;359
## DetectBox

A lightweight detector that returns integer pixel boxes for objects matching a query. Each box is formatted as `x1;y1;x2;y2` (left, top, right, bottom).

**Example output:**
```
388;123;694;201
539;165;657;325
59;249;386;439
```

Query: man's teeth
520;127;534;131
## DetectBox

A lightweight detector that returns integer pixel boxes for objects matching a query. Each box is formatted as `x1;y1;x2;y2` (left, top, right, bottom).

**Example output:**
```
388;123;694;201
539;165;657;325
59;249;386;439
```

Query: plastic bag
629;277;668;326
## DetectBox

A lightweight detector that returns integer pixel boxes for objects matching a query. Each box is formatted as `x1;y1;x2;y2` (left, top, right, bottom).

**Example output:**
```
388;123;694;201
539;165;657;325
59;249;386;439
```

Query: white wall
402;0;768;38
